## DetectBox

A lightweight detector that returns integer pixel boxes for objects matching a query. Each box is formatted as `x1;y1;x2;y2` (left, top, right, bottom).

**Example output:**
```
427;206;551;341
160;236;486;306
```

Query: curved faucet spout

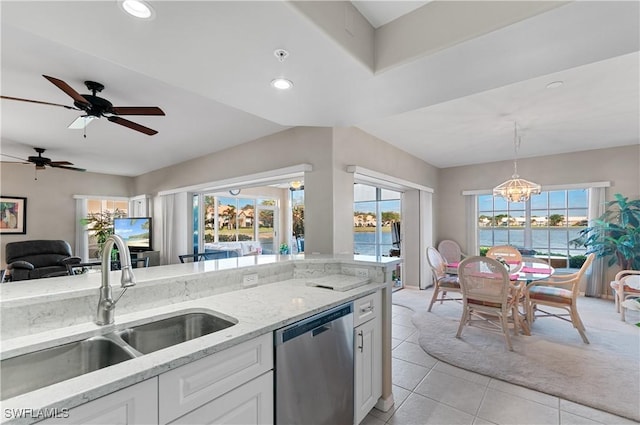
96;234;137;325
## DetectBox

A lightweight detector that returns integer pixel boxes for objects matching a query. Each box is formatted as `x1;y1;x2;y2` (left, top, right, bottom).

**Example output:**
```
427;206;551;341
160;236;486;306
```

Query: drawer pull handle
360;305;374;313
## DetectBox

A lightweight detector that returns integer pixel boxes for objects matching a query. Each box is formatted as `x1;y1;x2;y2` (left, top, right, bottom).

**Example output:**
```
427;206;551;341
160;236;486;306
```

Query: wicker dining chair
486;245;523;273
528;253;595;343
426;247;461;312
456;256;524;351
437;240;467;265
610;270;640;321
486;245;523;263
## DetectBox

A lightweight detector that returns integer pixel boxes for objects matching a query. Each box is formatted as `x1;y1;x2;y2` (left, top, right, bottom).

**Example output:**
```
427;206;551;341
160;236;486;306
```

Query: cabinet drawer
159;333;273;424
169;371;273;425
41;378;158;425
353;291;380;328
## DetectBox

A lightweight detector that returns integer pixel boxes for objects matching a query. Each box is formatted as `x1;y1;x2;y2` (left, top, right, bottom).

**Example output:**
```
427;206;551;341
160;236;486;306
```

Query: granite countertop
0;274;385;424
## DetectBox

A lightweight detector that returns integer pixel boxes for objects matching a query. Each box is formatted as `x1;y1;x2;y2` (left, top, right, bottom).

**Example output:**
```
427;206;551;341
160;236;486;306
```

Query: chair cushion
529;286;573;305
32;266;70;279
611;279;640;293
468;299;503;308
437;276;460;289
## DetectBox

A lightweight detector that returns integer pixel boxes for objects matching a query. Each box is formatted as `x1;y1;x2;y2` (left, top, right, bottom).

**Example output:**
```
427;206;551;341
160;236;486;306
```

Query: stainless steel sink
0;311;237;400
0;336;136;400
118;312;236;354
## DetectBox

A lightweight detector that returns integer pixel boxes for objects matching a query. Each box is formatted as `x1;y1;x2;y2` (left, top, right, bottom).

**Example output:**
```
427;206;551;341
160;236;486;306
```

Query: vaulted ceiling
1;1;638;176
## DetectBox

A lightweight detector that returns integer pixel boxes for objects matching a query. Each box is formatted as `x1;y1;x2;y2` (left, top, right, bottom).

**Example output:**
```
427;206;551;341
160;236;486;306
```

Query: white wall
333;127;439;257
0;164;132;268
134;126;438;256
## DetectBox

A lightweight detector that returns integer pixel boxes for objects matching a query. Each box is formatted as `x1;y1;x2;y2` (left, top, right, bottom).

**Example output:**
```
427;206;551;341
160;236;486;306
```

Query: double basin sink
1;311;237;400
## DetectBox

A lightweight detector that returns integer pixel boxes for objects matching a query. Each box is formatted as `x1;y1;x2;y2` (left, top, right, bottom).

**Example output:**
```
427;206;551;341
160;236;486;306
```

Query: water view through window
354;184;401;256
478;189;588;268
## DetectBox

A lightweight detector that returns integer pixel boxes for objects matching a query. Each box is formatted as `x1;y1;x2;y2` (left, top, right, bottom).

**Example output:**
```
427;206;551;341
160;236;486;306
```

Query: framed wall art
0;196;27;234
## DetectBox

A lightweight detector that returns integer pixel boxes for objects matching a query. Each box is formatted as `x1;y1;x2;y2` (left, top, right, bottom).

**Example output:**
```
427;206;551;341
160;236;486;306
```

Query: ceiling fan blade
1;95;79;110
1;152;29;162
107;116;158;135
49;160;74;166
49;164;86;172
112;106;165;116
0;160;30;166
43;75;90;107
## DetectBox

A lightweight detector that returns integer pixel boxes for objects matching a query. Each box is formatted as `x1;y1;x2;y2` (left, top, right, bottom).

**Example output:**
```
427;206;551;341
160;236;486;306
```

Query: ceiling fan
2;147;86;172
1;75;165;135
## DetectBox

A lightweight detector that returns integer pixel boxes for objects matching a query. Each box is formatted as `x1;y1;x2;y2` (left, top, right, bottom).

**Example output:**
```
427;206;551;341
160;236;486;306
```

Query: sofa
5;240;81;281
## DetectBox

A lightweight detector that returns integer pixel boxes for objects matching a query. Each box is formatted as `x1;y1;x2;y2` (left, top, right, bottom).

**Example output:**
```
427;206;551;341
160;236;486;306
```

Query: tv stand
132;251;160;267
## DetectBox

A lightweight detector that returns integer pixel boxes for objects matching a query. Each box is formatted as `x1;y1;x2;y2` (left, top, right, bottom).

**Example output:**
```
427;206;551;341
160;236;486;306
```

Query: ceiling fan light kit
493;122;541;203
68;115;97;129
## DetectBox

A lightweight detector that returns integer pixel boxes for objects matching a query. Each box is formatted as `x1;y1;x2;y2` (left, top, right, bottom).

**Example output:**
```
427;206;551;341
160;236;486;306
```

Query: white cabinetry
169;371;273;425
43;334;273;425
353;291;382;425
40;378;158;425
159;333;273;425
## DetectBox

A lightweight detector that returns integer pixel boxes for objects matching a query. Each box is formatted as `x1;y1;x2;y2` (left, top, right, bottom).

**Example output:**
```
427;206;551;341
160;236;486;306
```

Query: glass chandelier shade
493;123;541;203
493;175;541;202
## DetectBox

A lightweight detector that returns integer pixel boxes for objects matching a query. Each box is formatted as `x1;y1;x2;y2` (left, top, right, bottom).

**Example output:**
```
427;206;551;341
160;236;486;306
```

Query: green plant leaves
581;193;640;270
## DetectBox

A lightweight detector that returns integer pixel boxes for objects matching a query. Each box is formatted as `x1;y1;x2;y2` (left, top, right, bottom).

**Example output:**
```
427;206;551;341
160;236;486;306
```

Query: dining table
445;259;555;335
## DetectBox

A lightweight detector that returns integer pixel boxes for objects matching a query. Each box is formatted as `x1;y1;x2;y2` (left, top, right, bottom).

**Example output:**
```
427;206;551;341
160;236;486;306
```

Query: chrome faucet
96;235;136;325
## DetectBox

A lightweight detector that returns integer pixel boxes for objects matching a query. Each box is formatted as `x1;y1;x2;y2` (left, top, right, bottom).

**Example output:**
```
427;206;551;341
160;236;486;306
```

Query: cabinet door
170;371;273;425
40;378;158;425
159;333;272;424
354;315;382;425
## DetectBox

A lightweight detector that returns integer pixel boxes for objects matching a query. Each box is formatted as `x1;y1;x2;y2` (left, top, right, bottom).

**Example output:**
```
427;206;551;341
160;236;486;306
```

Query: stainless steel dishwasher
275;302;354;425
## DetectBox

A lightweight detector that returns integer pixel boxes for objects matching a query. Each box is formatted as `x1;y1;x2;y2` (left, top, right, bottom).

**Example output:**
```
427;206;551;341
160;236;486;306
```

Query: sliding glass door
353;184;401;257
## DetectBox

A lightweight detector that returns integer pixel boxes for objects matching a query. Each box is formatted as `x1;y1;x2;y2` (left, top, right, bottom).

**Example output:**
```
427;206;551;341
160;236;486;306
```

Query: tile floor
361;304;638;425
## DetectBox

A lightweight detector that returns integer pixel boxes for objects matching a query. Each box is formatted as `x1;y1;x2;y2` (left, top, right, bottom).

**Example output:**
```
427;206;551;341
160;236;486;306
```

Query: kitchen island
0;254;400;425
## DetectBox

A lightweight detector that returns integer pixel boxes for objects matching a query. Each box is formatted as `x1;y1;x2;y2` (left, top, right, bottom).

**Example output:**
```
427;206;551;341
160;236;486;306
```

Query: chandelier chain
513;122;520;177
493;121;541;203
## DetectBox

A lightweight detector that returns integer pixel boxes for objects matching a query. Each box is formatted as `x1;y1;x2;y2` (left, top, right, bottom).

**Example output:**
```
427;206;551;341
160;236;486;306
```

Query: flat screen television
113;217;153;252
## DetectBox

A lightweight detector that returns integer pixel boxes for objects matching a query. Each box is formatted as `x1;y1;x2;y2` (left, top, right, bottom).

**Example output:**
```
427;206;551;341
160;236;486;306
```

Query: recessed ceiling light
546;81;564;89
120;0;155;19
271;78;293;90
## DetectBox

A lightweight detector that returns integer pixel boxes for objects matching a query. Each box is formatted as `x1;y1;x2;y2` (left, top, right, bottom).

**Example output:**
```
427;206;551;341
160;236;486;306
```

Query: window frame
473;184;599;268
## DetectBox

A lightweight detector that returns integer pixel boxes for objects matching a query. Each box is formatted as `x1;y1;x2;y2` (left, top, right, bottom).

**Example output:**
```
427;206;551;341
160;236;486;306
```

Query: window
256;199;276;254
195;193;278;253
477;189;588;268
353;184;401;256
291;187;304;253
85;199;128;258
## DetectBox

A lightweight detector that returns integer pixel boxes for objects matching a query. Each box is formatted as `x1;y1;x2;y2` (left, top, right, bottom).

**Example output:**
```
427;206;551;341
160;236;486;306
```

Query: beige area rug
392;287;640;422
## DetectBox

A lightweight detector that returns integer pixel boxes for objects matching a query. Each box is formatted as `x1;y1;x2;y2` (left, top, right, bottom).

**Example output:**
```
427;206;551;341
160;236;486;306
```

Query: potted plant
579;193;640;270
81;208;126;257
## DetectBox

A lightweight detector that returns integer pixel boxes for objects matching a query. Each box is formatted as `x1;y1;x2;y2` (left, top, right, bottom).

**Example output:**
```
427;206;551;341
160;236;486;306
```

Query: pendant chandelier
493;123;541;203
